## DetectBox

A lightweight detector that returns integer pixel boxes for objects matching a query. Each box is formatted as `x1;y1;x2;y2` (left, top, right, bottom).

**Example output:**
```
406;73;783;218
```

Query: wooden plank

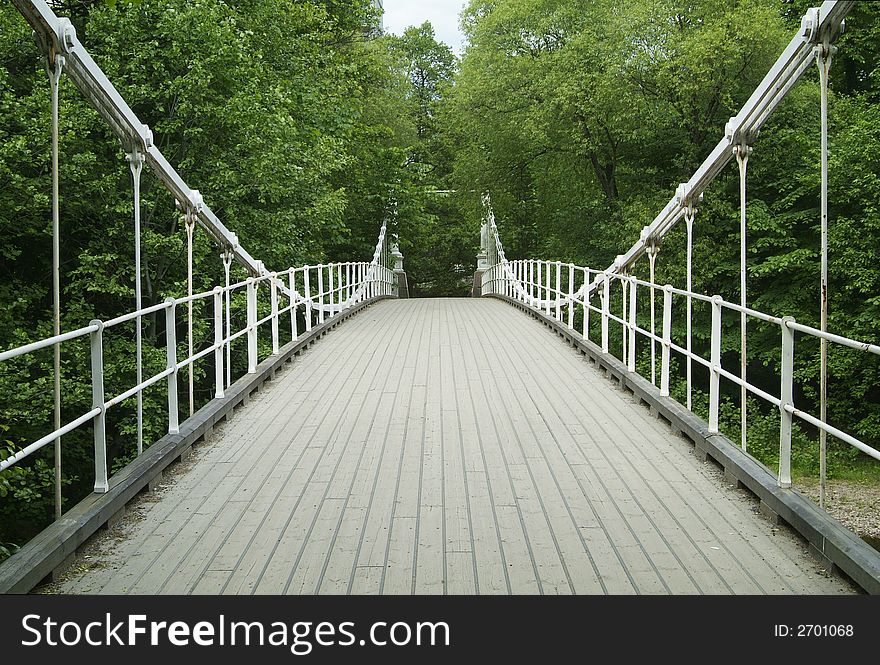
55;299;854;597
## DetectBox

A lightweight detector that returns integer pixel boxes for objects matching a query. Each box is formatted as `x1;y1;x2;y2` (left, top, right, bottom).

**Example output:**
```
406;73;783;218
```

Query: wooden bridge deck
57;298;851;595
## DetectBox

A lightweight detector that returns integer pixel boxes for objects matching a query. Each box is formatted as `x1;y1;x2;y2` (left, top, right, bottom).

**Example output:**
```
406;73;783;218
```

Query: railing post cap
781;315;796;328
89;318;104;331
163;296;176;306
213;285;223;294
712;295;724;305
663;283;673;293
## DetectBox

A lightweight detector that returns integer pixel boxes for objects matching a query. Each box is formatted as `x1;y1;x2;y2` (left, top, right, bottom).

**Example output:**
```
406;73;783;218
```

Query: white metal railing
2;0;401;516
475;1;871;502
0;252;396;493
481;256;880;488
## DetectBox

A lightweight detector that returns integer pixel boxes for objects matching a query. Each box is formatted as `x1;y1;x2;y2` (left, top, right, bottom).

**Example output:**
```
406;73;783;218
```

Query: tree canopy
1;0;879;556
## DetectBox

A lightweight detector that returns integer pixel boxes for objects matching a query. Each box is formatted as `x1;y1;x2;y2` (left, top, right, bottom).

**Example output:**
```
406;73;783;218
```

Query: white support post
628;277;637;373
709;296;723;435
304;268;313;332
270;274;279;355
165;299;179;435
779;317;795;488
289;269;298;342
555;261;562;321
583;268;590;340
545;261;552;316
328;263;335;318
89;320;108;493
246;277;257;373
529;260;535;306
213;287;225;399
317;265;325;325
567;264;574;330
601;274;610;354
661;285;672;397
337;264;343;308
534;261;544;309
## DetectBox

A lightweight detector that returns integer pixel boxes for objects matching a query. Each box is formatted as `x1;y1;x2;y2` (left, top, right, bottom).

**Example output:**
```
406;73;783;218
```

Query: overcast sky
382;0;468;55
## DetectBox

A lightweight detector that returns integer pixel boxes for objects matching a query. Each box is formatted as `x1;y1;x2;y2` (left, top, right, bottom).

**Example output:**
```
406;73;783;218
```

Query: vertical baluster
628;277;637;373
660;285;672;397
270;273;279;355
290;269;298;342
304;268;313;332
778;317;795;488
246;277;257;373
709;296;723;434
89;320;108;493
213;287;225;399
555;261;562;321
328;263;334;318
165;299;179;434
567;263;574;330
337;263;343;309
601;274;610;354
318;265;325;325
583;268;590;341
533;260;538;305
545;261;552;316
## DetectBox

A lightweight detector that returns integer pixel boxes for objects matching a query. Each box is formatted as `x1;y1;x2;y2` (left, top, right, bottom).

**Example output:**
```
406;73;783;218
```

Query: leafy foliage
0;0;421;551
445;0;880;475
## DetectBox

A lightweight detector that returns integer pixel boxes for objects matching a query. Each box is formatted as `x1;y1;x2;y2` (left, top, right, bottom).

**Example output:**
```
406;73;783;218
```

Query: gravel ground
796;478;880;547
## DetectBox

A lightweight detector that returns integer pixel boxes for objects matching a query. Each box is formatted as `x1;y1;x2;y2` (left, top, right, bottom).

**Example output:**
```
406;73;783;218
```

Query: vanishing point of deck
56;299;851;595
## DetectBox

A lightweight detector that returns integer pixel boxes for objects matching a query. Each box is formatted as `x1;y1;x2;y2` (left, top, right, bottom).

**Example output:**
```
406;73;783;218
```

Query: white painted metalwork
47;52;63;520
816;38;837;509
482;247;880;486
478;1;868;492
0;258;393;485
1;0;398;501
735;143;751;452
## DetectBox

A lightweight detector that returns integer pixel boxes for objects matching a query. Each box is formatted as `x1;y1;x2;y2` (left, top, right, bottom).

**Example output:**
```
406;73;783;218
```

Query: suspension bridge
0;0;878;595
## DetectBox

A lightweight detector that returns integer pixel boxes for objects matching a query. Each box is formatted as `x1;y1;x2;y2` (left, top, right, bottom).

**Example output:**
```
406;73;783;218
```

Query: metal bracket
803;6;845;46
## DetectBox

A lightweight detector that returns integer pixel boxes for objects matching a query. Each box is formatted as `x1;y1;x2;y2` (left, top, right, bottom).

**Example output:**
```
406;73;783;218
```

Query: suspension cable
126;148;145;455
48;50;64;522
